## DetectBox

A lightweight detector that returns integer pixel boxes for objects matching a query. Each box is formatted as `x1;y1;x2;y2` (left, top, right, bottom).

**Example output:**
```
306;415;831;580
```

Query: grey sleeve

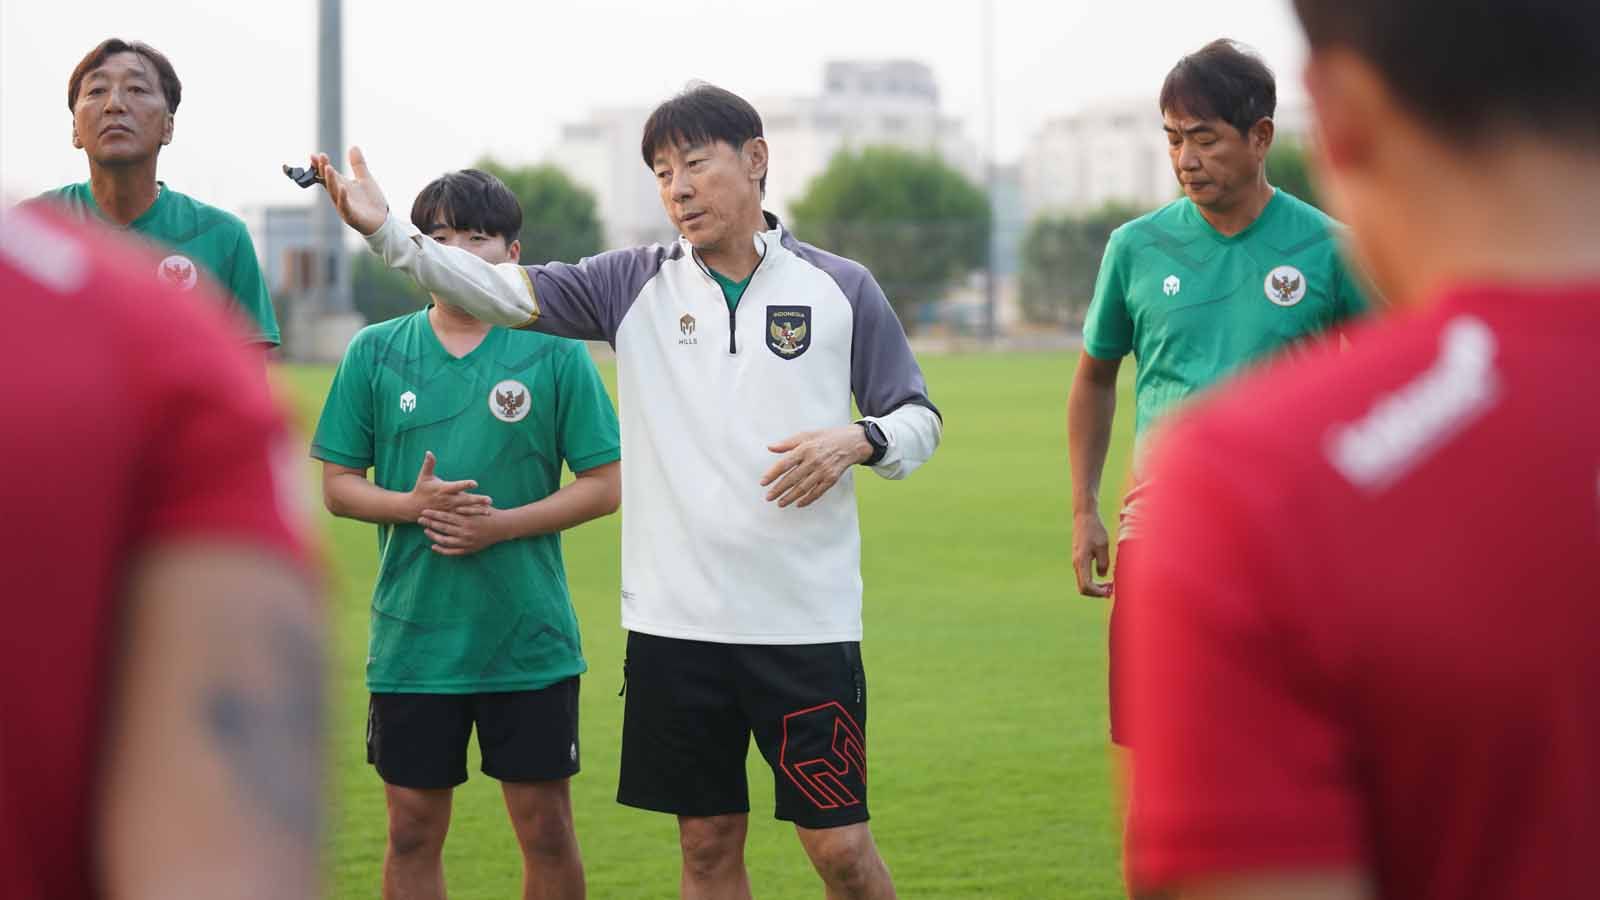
528;246;668;346
841;265;940;421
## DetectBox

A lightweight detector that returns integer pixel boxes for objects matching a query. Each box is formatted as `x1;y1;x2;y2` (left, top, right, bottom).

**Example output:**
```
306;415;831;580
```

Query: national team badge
399;390;417;413
488;379;530;423
1265;265;1307;306
1163;274;1181;296
157;254;198;291
766;306;811;359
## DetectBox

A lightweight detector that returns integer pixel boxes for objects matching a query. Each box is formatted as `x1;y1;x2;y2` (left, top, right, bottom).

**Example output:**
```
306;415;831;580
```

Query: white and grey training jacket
366;211;942;644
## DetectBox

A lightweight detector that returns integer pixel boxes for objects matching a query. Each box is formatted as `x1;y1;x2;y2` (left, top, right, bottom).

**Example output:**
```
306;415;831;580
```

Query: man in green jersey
34;38;279;348
312;169;621;900
1066;39;1371;748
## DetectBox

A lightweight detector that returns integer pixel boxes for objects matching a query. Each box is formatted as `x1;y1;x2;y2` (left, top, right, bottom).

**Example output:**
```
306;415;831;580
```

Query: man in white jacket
308;82;940;900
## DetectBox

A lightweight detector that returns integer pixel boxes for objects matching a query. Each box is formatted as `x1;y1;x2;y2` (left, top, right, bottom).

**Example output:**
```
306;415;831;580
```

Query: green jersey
1084;189;1369;442
311;309;621;693
35;181;280;346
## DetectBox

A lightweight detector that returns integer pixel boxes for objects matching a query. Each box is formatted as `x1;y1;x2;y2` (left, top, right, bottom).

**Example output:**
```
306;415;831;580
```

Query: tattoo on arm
200;615;325;841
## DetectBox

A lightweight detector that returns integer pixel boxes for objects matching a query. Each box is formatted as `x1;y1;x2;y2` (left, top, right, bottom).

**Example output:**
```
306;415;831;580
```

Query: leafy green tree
1268;137;1322;211
1018;203;1142;326
789;146;990;320
475;157;605;264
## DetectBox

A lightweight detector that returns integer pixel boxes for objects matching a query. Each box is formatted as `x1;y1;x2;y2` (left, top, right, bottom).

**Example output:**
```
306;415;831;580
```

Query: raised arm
309;148;659;342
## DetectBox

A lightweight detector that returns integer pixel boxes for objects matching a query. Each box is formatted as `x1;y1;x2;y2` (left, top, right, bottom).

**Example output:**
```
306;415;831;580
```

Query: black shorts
367;677;580;790
617;631;870;829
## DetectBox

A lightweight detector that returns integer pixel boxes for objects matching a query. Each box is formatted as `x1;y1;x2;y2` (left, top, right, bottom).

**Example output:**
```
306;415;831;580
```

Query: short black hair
1159;39;1276;138
1293;0;1600;144
68;38;182;114
640;82;766;192
410;169;522;243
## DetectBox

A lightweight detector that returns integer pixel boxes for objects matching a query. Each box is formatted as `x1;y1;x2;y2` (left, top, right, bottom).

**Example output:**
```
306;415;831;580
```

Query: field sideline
277;350;1137;899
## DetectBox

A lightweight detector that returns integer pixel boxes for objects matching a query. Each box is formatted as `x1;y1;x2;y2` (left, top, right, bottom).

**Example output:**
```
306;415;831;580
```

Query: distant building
759;61;980;221
548;61;981;246
1020;98;1313;219
546;107;676;249
246;204;318;297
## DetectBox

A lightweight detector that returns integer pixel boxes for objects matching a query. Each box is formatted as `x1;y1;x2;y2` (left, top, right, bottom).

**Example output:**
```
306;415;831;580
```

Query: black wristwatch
856;419;888;466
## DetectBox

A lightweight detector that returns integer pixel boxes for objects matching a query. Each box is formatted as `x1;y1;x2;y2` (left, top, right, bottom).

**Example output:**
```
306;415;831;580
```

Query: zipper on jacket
696;234;771;356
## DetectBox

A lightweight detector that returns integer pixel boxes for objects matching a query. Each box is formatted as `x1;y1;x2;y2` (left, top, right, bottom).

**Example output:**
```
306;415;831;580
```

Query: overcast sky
1;0;1309;213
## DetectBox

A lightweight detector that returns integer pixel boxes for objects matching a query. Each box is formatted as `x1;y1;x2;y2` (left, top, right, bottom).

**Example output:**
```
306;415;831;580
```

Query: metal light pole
314;0;350;316
981;0;999;343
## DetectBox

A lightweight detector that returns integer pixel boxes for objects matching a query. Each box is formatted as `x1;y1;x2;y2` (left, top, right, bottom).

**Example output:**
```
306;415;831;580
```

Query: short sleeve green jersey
311;309;621;693
35;182;280;346
1083;190;1370;443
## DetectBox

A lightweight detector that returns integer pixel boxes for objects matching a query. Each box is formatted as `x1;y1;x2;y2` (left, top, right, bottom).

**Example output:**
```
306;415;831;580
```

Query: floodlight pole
314;0;350;315
982;0;998;343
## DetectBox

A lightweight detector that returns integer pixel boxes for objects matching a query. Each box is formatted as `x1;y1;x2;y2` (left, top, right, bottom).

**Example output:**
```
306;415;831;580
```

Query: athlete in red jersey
1124;1;1600;899
0;206;322;900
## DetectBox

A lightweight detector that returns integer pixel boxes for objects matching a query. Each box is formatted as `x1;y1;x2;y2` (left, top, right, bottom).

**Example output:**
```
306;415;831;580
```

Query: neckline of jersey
1187;187;1283;245
421;305;502;363
79;179;170;232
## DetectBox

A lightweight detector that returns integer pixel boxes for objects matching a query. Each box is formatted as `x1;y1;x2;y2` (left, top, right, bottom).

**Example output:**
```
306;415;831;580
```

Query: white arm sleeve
365;213;538;328
862;404;942;480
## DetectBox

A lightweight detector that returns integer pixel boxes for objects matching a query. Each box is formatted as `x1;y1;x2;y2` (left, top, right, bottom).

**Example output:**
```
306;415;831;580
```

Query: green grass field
278;350;1137;899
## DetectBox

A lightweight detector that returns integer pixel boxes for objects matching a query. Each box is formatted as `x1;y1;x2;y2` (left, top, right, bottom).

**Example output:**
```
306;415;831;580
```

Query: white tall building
546;107;675;249
1020;98;1314;218
546;61;980;245
760;61;979;221
1020;99;1172;218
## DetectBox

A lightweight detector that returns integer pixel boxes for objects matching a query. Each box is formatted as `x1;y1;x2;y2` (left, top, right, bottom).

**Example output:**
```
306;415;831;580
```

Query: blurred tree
1018;203;1141;326
788;146;990;321
1268;137;1323;211
475;157;605;264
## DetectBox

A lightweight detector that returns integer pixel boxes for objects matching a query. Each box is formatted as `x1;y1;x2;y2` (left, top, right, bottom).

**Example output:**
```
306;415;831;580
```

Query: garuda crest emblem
766;306;812;359
488;379;531;422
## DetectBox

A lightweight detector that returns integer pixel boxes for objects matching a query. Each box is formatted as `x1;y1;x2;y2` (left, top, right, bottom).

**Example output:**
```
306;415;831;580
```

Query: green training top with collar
1083;189;1370;444
311;309;620;693
35;181;280;345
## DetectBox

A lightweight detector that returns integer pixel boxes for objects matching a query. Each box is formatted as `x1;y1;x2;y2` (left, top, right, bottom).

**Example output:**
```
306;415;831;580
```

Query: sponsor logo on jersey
678;312;698;345
1326;316;1499;491
157;254;199;291
1265;265;1307;306
766;305;811;359
399;390;416;413
1163;274;1181;296
489;379;531;422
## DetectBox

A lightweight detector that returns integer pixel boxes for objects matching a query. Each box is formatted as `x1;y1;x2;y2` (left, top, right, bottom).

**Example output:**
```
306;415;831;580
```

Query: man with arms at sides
1066;38;1370;750
0;205;322;899
1125;2;1600;899
31;38;280;350
312;168;620;900
307;82;942;899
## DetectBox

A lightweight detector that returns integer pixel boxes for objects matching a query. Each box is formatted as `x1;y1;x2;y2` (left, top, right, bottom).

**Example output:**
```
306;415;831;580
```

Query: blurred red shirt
0;207;308;900
1127;283;1600;899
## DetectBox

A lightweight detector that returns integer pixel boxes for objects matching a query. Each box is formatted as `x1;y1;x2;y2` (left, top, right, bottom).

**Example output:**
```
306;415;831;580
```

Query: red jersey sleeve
118;258;309;566
1125;417;1364;890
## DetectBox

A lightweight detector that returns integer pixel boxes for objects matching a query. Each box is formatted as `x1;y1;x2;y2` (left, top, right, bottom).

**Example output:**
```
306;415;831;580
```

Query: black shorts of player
367;677;580;790
618;631;870;829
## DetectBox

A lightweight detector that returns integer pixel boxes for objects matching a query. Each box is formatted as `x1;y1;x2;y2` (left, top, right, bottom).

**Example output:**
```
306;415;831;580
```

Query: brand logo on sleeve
1163;274;1181;296
489;379;530;422
1265;265;1307;306
399;390;416;413
157;254;198;291
766;306;811;359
